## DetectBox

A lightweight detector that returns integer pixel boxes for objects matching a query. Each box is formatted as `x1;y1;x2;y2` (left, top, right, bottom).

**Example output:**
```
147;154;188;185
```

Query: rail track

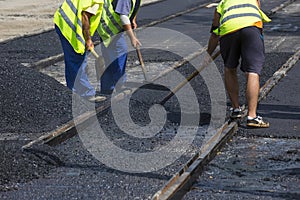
22;0;220;148
152;48;300;200
20;0;299;199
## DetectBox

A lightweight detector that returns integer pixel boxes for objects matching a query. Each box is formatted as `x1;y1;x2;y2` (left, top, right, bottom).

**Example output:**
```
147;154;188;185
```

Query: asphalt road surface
0;0;299;199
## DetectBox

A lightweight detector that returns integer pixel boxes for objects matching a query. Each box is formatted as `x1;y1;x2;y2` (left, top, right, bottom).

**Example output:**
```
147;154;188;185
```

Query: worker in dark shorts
206;0;271;128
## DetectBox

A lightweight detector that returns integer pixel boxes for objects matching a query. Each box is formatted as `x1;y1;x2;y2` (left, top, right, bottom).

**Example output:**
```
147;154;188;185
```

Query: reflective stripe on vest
97;0;138;46
214;0;271;36
58;2;85;46
221;3;261;24
54;0;103;54
100;0;123;36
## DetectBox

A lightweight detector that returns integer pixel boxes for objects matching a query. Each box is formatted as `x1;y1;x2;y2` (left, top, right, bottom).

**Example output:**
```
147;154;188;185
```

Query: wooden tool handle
90;48;99;59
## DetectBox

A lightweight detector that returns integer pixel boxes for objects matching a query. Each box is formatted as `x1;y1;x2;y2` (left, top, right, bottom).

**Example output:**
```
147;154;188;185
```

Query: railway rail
19;0;299;199
152;48;300;200
22;0;221;149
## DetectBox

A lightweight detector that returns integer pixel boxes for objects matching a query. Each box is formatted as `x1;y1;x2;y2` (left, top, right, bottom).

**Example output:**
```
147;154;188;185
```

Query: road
0;0;299;199
0;0;158;42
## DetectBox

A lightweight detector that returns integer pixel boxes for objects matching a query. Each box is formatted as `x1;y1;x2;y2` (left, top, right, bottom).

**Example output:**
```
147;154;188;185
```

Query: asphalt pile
0;0;299;199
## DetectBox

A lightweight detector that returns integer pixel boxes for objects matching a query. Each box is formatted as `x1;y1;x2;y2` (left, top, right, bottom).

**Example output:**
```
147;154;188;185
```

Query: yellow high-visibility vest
97;0;140;46
54;0;104;54
214;0;271;36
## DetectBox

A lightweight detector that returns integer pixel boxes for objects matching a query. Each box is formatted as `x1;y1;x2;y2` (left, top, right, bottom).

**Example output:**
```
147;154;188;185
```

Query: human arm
131;15;138;29
82;11;94;51
120;14;141;48
207;9;220;55
115;0;141;48
207;33;219;55
257;0;261;8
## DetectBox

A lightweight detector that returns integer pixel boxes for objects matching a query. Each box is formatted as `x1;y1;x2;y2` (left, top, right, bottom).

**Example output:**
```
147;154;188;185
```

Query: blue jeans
55;25;96;97
100;34;128;94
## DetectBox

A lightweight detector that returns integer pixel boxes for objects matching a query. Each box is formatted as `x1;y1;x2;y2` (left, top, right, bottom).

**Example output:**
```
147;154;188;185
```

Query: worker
54;0;106;102
97;0;141;95
206;0;271;128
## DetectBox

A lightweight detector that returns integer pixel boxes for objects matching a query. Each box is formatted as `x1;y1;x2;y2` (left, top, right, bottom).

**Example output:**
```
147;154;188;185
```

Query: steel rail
22;3;297;200
25;0;294;71
27;0;218;70
22;47;216;149
152;49;300;200
267;0;296;16
22;0;293;153
151;0;299;199
21;0;219;149
20;1;297;199
138;0;219;29
22;89;132;149
159;50;220;105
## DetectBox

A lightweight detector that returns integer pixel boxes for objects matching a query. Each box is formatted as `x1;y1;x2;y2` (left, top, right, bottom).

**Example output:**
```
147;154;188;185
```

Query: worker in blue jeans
54;0;106;102
97;0;141;95
100;34;128;94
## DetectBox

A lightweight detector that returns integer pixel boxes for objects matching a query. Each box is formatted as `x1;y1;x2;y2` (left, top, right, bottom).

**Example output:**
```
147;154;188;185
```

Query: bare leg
224;67;239;109
246;72;260;118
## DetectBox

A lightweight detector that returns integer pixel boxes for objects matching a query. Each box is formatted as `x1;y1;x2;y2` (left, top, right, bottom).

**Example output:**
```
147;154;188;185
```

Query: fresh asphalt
184;1;300;199
185;55;300;200
0;0;299;199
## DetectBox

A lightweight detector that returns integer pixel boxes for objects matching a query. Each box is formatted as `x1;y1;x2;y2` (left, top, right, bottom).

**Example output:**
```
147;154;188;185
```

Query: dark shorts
220;26;265;75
